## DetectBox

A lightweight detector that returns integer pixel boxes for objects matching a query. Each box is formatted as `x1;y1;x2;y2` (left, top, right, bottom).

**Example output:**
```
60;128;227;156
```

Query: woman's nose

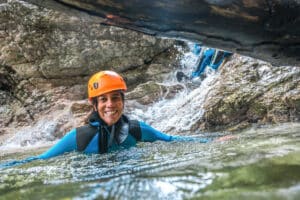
106;97;114;106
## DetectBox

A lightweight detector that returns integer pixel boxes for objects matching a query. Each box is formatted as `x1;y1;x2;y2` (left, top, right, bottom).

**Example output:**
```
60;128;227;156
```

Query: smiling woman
1;70;213;168
87;71;127;126
95;91;124;126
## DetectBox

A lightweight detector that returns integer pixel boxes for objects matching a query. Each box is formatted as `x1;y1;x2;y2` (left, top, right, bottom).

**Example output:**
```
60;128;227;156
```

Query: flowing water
0;123;300;199
1;43;300;199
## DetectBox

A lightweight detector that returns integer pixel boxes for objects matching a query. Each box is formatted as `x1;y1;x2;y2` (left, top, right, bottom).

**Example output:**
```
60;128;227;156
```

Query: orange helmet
88;70;127;99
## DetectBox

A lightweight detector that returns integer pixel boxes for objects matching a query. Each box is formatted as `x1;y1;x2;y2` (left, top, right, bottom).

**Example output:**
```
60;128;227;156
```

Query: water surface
1;123;299;200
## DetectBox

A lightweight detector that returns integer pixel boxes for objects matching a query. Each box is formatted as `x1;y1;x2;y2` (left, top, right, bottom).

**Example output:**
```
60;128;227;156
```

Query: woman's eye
98;97;107;102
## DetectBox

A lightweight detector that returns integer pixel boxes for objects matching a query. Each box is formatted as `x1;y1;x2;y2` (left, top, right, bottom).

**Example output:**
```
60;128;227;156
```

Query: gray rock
200;55;300;131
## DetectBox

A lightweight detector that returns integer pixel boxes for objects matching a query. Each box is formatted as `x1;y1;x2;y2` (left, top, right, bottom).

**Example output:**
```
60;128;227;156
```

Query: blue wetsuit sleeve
37;129;77;159
139;121;211;143
170;135;212;143
140;121;172;142
0;129;77;169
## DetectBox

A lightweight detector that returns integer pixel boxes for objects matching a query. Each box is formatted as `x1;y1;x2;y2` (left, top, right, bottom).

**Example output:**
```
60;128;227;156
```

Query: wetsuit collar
88;111;106;127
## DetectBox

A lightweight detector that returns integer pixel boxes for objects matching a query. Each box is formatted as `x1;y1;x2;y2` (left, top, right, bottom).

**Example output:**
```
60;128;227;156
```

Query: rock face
1;0;177;80
47;0;300;66
0;0;299;147
126;81;184;105
143;54;300;135
0;0;179;141
200;55;300;131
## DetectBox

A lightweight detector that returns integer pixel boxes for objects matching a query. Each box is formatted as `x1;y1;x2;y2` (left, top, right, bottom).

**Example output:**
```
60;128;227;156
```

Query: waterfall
128;42;220;134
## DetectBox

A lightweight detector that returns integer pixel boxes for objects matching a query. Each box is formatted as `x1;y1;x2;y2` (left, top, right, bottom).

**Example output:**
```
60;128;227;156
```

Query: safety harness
76;112;141;153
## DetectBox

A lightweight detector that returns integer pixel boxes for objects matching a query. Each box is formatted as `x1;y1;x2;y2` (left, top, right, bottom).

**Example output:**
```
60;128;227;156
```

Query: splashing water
0;120;57;150
128;42;220;134
0;123;300;199
137;73;218;134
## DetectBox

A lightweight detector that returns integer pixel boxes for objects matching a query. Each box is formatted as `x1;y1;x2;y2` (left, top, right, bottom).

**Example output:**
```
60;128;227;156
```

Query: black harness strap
76;125;98;151
76;119;142;152
128;120;142;141
100;126;108;154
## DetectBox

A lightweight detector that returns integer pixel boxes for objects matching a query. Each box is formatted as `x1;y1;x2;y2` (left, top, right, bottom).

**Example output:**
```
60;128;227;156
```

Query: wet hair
91;97;98;107
120;92;125;101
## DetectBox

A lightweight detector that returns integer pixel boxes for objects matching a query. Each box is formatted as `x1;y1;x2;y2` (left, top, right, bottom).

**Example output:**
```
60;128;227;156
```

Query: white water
130;73;219;134
128;42;220;134
0;100;76;151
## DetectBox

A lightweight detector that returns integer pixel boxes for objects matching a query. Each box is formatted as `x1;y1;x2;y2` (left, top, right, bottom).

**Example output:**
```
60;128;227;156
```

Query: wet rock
50;0;300;66
0;0;177;81
126;81;184;105
199;55;300;131
70;102;92;118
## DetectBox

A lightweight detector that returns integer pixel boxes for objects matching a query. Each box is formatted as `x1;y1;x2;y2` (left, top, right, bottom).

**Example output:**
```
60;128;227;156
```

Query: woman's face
94;91;124;126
